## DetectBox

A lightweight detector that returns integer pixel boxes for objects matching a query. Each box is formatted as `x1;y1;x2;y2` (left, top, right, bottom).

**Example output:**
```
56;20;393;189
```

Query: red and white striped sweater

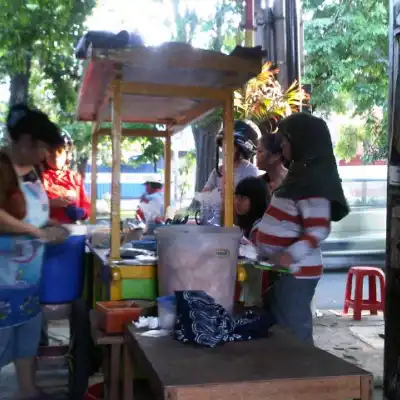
257;196;331;279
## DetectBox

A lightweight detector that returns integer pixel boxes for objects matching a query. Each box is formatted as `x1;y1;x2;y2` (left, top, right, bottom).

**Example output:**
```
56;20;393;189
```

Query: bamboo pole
223;93;235;227
110;79;122;260
164;132;172;212
244;0;255;47
89;123;98;224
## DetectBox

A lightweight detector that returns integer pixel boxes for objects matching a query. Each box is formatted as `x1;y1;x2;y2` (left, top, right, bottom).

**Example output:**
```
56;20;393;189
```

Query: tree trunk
192;116;222;193
9;55;32;107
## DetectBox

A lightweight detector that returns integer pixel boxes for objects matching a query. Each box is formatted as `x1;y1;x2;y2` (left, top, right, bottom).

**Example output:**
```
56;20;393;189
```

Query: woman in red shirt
39;132;90;224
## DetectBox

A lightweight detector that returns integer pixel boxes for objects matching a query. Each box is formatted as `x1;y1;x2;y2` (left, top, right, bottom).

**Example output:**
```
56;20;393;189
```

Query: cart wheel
67;299;92;400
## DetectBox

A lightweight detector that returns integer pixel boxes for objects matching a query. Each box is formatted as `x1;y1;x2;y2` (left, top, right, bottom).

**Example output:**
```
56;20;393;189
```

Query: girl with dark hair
235;177;268;307
235;177;268;242
257;112;349;344
0;104;66;399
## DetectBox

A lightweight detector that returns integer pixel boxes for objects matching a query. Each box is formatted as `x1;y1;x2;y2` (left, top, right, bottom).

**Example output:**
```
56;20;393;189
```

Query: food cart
76;36;373;400
76;38;263;303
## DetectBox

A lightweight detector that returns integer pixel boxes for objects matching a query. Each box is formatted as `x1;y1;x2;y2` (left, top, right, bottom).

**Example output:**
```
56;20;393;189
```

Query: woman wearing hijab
257;112;349;344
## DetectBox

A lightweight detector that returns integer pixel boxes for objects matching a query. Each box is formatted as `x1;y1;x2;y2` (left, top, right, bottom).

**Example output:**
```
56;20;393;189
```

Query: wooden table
125;325;373;400
90;310;133;400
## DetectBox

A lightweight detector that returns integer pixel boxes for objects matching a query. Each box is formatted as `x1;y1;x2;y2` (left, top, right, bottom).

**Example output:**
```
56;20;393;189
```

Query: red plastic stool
84;382;103;400
343;266;385;320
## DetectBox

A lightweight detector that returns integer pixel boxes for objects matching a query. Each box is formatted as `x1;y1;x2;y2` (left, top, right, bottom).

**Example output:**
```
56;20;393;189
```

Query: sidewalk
314;309;385;400
0;310;386;399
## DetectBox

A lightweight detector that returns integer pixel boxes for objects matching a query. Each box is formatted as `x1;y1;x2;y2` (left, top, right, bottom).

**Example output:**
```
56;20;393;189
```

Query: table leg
110;343;121;400
360;375;373;400
102;346;110;400
123;343;133;400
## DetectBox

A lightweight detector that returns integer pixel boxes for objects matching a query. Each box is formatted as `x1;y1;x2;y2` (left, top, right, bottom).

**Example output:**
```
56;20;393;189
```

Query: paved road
315;271;384;310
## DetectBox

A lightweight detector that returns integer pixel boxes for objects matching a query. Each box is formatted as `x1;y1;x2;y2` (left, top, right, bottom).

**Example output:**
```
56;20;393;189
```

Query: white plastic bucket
155;225;241;314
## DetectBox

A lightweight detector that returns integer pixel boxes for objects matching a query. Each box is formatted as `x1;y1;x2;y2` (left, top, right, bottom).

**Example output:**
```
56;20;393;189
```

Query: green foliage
362;106;388;163
62;122;165;172
303;0;388;160
133;137;164;172
234;62;308;123
0;0;96;108
335;124;365;162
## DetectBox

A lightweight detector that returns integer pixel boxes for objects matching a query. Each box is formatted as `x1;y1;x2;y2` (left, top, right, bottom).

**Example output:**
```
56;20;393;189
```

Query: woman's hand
50;197;70;208
269;252;293;268
27;226;48;241
42;224;69;244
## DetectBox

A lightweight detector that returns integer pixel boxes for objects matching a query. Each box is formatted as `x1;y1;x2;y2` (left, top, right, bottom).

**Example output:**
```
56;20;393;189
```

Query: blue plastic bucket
40;234;86;304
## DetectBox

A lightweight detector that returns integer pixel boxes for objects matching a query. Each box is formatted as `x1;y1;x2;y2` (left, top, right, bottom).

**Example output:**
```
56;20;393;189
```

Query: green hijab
274;112;349;222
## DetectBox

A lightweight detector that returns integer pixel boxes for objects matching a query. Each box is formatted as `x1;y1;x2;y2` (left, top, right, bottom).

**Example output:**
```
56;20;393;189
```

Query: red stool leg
343;270;353;315
368;275;378;315
353;273;364;321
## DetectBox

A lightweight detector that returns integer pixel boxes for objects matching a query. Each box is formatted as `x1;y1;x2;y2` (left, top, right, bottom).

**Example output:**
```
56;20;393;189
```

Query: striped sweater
257;196;331;279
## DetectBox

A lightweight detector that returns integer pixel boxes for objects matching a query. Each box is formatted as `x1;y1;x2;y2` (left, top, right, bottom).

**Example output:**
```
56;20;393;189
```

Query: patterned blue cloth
174;291;275;348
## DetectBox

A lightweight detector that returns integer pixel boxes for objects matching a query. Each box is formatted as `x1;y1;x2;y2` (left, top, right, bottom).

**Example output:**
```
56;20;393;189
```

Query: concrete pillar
384;2;400;399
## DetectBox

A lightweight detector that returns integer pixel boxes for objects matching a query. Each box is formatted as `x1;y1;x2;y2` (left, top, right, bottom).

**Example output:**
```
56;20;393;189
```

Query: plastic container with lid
155;225;241;314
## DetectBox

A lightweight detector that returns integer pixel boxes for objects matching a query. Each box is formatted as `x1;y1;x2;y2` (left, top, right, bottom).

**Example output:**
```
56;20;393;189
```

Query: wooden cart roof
76;42;263;133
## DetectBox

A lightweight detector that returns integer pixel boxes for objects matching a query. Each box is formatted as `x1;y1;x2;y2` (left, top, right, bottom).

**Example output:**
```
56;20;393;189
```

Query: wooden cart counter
125;325;372;400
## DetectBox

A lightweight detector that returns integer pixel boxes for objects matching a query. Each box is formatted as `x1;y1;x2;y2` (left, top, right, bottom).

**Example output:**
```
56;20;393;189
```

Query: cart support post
223;92;235;227
110;79;122;260
164;132;172;211
90;124;98;224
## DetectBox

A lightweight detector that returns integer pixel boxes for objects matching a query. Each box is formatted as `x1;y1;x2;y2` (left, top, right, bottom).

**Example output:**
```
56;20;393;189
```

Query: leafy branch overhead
303;0;388;161
0;0;96;108
234;62;309;125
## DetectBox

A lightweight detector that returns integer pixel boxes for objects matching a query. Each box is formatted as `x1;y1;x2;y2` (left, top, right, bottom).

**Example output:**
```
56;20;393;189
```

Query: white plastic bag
239;239;258;261
194;189;221;225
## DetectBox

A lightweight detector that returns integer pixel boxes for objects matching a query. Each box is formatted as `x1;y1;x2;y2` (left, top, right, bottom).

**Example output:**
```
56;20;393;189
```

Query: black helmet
216;120;261;159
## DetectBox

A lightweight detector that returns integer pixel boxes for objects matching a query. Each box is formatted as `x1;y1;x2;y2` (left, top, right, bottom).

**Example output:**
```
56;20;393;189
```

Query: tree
335;124;364;162
166;0;244;192
0;0;96;109
153;0;307;193
62;122;165;175
0;1;98;173
303;0;388;161
133;137;165;172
